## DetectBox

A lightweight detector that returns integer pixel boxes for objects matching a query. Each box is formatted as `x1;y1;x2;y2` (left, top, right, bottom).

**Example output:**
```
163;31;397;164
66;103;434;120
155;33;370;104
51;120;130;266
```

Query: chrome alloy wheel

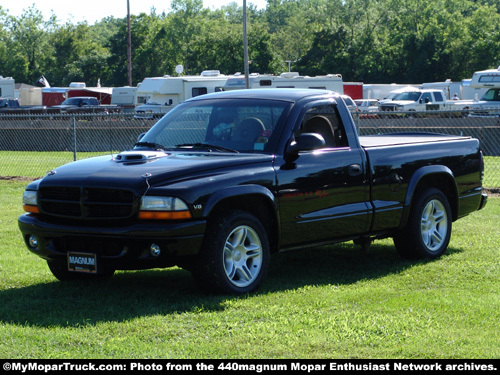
420;198;448;252
223;225;263;288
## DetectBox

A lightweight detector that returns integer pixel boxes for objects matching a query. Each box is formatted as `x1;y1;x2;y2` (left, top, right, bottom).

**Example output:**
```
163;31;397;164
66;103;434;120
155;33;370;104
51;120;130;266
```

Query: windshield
61;98;82;105
480;89;500;102
392;92;421;101
137;98;290;154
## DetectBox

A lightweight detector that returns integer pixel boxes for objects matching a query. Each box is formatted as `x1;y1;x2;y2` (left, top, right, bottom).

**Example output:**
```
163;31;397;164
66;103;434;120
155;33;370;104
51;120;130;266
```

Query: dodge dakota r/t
19;89;487;294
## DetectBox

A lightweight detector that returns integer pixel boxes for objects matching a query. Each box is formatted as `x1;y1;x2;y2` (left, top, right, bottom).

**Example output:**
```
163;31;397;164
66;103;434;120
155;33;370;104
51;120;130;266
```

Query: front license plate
67;252;97;274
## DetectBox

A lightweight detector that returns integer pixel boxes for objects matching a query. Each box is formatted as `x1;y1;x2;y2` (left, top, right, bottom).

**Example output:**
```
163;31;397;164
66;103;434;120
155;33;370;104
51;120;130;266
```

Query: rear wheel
394;187;452;259
193;210;270;295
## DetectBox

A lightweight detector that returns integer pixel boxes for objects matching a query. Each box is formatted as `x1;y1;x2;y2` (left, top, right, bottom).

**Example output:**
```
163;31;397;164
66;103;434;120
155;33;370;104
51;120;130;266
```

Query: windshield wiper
175;143;239;153
134;141;168;151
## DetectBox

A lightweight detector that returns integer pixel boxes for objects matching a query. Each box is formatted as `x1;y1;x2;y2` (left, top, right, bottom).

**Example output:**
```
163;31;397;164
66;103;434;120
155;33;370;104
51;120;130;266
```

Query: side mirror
137;133;146;142
286;133;325;156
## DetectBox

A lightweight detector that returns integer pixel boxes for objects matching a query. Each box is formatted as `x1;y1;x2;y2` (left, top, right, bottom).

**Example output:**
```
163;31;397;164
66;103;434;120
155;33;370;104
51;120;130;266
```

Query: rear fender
400;165;458;229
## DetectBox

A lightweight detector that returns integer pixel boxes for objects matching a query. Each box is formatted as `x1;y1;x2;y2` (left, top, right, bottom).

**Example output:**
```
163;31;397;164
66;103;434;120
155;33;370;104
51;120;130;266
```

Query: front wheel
394;188;452;259
193;211;270;295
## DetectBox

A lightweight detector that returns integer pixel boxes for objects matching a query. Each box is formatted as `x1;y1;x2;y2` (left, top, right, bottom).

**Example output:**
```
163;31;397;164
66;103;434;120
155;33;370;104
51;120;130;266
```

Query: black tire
193;210;270;295
47;259;115;281
394;187;452;259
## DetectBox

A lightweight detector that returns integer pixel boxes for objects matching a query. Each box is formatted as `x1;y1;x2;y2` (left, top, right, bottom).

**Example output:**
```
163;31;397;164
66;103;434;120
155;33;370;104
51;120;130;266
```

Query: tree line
0;0;499;88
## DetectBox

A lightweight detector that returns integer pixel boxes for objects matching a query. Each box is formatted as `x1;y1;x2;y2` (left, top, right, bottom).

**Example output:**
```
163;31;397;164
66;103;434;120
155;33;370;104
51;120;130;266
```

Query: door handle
349;164;362;176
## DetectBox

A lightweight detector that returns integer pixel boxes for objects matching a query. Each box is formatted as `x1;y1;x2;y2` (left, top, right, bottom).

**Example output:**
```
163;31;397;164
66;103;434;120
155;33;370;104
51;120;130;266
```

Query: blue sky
1;0;267;24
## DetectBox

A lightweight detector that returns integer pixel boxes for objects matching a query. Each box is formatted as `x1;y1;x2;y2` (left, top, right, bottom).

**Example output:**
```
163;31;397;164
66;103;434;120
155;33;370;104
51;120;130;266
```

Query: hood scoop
114;150;169;163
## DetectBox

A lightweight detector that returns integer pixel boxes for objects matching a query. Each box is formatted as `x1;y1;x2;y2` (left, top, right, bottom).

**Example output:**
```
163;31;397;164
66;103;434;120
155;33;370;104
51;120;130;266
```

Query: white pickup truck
379;89;471;115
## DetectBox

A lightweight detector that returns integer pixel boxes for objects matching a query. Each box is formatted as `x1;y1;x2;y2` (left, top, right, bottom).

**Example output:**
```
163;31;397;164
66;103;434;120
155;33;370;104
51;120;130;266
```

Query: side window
434;92;444;102
421;93;432;103
192;87;208;97
297;104;348;148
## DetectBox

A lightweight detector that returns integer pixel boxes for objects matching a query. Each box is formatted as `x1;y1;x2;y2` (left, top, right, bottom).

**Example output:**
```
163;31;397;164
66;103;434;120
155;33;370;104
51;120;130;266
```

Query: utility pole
243;0;249;89
127;0;132;86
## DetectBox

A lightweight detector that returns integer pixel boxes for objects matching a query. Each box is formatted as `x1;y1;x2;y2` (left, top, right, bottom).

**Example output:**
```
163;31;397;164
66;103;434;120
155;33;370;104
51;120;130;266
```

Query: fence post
72;115;77;161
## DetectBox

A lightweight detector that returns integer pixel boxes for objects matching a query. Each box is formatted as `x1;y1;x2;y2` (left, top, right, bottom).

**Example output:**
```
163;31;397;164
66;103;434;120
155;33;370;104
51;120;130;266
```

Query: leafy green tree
2;5;56;83
1;0;499;87
165;0;208;75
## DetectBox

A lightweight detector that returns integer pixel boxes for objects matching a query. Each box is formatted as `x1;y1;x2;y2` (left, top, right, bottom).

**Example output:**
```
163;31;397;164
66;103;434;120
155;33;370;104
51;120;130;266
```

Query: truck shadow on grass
0;243;463;328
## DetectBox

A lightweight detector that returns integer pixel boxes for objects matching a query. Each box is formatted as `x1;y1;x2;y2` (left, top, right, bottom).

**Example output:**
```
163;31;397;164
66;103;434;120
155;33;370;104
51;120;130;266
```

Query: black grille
39;186;136;220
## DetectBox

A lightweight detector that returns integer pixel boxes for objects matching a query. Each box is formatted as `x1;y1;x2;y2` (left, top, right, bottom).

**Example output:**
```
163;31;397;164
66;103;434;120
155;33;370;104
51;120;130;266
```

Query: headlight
23;190;39;214
139;196;191;220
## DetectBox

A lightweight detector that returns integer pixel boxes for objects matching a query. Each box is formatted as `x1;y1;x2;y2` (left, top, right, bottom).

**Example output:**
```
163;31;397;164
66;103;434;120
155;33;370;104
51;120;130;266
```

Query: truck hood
384;100;416;106
39;150;274;192
469;101;500;108
52;104;80;109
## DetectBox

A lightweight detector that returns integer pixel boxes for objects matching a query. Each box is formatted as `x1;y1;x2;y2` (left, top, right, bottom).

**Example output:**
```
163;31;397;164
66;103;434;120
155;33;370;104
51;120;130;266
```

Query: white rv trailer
0;76;15;99
134;70;229;119
422;79;487;100
470;66;500;88
111;86;138;113
223;72;344;93
468;66;500;117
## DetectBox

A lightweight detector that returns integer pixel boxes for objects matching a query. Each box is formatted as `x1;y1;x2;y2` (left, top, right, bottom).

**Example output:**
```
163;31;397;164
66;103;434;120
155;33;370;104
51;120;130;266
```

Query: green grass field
1;180;498;358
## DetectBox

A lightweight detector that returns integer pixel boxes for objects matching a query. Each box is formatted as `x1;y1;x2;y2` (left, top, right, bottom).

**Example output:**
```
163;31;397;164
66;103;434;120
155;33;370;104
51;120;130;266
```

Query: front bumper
479;193;488;211
18;214;206;270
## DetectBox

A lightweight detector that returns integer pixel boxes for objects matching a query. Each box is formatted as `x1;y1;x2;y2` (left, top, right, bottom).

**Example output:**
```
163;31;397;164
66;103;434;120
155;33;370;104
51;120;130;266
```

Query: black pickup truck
0;98;47;114
51;96;120;114
18;89;487;294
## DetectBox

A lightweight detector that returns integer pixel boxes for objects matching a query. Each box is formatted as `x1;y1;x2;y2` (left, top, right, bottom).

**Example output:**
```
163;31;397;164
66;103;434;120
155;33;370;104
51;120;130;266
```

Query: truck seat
233;117;266;142
302;115;336;147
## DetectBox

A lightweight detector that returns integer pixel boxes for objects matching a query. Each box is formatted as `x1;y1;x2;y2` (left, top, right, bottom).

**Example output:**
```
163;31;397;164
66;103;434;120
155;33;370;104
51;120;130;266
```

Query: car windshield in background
393;92;421;101
481;89;500;102
138;98;290;154
60;98;82;105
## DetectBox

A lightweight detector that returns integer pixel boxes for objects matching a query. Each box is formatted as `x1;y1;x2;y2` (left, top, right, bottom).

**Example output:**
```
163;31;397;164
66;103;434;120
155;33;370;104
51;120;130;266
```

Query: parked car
0;98;46;114
354;99;380;117
379;89;470;113
51;97;120;114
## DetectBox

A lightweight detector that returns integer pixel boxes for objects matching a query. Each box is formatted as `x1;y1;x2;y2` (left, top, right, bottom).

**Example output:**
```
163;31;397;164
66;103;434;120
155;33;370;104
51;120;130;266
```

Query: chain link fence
1;110;499;187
